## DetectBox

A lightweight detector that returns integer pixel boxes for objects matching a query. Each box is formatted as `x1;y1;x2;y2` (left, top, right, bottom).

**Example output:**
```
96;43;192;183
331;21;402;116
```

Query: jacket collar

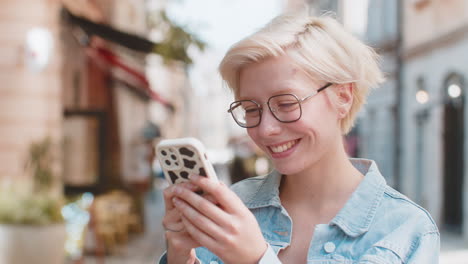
243;170;283;209
330;159;387;237
243;159;387;237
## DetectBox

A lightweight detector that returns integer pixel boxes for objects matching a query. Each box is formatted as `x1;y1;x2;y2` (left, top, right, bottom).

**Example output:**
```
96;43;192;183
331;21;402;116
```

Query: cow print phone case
156;137;217;185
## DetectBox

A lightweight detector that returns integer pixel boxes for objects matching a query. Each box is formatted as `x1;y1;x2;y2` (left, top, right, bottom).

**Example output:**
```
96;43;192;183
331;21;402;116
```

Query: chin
273;162;305;176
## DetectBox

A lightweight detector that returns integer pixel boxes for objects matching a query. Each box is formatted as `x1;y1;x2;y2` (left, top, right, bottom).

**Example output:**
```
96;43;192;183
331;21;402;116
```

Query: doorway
442;74;465;233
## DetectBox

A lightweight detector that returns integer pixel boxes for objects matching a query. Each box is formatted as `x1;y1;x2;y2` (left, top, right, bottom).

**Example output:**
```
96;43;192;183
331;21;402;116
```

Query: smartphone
156;137;217;185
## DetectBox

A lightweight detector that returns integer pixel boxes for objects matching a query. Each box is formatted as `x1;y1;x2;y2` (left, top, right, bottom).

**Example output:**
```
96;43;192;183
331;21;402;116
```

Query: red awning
88;44;174;111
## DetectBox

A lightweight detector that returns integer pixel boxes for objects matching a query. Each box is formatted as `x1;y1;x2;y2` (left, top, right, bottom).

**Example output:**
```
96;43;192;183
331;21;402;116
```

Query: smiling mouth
268;139;299;154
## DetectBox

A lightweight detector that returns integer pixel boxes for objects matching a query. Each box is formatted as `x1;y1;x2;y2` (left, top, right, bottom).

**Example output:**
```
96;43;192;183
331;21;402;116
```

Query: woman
160;12;439;264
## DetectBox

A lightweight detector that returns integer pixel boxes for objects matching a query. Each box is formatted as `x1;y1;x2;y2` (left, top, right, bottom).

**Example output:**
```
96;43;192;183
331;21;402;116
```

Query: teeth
271;140;297;153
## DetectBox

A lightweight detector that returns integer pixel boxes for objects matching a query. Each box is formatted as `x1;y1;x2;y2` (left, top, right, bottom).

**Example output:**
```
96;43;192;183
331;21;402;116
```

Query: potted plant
0;138;67;264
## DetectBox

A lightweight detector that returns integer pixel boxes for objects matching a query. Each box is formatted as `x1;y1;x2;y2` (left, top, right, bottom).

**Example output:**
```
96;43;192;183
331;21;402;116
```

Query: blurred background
0;0;467;263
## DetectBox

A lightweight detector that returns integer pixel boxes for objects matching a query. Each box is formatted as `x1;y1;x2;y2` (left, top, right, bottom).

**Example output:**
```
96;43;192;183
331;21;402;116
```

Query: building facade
0;0;64;193
362;0;468;239
399;0;468;238
360;0;400;188
0;0;189;197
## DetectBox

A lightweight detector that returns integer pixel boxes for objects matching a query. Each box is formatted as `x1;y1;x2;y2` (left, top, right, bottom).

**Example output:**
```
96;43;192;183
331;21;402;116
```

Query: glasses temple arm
317;83;333;93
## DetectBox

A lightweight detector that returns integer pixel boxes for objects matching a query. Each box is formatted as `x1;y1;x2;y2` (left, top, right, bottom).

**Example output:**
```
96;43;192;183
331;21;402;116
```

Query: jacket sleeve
258;244;283;264
158;244;280;264
157;251;201;264
406;231;440;264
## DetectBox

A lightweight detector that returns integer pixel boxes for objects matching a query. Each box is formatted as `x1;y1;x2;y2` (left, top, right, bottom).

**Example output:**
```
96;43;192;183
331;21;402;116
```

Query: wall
401;35;468;237
0;0;63;187
402;0;468;238
404;0;468;51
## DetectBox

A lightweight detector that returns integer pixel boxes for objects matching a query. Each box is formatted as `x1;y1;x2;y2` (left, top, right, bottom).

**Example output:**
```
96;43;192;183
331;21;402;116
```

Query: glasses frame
228;83;333;128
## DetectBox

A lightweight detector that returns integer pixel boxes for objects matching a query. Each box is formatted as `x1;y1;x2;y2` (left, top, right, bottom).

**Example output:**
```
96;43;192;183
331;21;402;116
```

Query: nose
256;107;282;137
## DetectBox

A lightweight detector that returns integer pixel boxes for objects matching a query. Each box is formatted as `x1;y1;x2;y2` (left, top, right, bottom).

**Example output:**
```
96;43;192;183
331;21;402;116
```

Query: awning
61;7;174;111
90;45;174;111
61;8;157;53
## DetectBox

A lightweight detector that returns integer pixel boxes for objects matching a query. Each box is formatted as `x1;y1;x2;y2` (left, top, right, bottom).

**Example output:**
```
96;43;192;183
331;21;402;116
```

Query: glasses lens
230;100;261;127
268;94;301;122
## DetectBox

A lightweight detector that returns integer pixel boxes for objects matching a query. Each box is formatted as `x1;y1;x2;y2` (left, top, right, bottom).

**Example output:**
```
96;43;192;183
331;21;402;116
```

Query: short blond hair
219;12;384;134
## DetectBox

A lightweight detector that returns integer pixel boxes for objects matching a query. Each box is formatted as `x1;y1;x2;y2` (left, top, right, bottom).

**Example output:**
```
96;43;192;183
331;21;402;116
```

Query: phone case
156;137;217;185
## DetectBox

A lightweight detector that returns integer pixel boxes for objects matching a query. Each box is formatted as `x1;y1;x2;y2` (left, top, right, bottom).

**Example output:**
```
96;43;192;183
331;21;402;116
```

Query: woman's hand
171;174;267;264
162;183;201;264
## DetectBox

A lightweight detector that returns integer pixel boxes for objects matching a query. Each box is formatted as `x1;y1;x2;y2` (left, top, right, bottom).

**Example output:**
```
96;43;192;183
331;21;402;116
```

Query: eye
244;106;260;116
276;101;299;112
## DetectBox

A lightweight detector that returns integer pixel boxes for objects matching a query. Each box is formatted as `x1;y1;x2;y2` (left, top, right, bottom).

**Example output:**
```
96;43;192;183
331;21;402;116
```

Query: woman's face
238;55;343;176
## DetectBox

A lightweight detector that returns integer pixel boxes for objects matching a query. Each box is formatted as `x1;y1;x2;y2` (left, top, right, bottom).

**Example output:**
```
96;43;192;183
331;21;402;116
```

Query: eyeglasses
228;83;333;128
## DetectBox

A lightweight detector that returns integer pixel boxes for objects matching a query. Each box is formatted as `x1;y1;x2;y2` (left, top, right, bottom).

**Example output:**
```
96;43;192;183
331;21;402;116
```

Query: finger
173;197;225;238
163;209;183;225
164;231;201;258
172;184;230;225
163;223;184;233
165;207;181;221
202;193;219;205
162;183;199;232
189;175;243;213
163;186;177;210
180;214;218;251
163;182;199;211
162;208;185;232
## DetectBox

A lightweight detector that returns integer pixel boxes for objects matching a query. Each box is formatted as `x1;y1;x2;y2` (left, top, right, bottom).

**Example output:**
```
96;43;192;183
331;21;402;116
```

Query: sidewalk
70;189;167;264
440;231;468;264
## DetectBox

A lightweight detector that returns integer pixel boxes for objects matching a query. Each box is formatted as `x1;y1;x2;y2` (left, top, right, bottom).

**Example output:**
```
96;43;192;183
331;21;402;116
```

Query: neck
279;138;363;214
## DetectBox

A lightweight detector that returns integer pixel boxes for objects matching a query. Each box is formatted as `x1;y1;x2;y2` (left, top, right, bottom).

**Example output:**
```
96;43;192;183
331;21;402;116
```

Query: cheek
304;99;340;127
297;109;339;140
247;128;259;144
246;128;269;153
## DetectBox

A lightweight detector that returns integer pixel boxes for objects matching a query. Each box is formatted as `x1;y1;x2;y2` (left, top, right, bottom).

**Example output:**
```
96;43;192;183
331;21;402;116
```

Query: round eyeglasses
228;83;333;128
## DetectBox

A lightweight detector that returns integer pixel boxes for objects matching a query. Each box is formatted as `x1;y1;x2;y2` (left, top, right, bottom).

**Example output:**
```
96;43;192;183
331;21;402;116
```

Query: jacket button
324;242;336;253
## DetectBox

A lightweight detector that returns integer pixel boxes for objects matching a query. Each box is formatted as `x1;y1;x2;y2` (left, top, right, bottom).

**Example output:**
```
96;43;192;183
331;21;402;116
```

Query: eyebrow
237;87;298;101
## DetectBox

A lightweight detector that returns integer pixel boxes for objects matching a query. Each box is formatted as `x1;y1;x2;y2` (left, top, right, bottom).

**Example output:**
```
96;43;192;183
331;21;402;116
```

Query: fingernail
173;187;181;194
188;174;199;180
185;182;196;189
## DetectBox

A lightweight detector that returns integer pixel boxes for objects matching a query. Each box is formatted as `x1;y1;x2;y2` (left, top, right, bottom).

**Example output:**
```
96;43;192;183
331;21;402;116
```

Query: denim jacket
159;159;439;263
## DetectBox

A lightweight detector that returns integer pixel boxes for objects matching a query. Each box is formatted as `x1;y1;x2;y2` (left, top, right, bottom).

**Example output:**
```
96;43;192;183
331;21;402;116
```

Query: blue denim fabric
159;159;439;264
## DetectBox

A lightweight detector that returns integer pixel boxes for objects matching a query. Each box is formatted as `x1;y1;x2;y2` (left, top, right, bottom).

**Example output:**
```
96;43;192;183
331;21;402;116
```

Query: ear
335;83;354;118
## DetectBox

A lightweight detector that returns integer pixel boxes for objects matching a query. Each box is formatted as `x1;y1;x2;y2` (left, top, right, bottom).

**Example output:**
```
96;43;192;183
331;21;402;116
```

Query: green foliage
0;191;64;226
25;137;55;193
0;137;64;226
149;10;206;64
